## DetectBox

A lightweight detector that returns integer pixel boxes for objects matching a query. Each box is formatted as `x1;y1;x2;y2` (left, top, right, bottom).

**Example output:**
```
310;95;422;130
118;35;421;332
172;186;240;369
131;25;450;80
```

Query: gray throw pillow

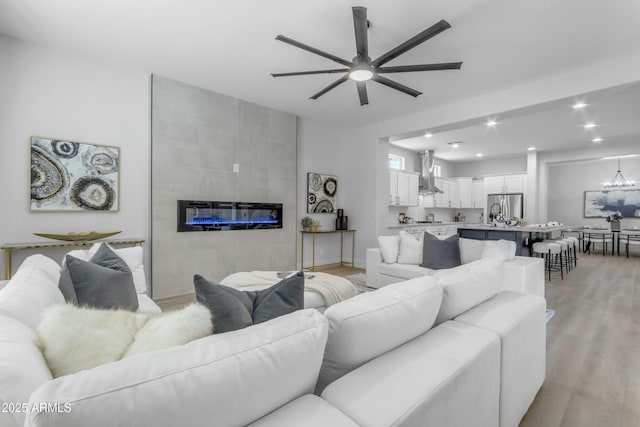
421;234;462;269
193;272;305;334
59;243;139;311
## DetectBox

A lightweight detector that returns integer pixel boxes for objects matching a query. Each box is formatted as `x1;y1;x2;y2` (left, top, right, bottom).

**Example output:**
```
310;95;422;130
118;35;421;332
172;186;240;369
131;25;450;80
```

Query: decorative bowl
33;231;122;242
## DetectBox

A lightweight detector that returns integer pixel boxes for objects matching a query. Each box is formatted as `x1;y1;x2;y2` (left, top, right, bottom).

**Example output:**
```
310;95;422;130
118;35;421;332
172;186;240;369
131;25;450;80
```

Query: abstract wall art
307;173;337;213
584;189;640;218
30;137;119;212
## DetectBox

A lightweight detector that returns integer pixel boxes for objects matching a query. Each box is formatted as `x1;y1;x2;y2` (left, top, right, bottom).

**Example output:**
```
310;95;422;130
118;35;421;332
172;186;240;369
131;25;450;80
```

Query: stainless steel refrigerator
487;193;524;222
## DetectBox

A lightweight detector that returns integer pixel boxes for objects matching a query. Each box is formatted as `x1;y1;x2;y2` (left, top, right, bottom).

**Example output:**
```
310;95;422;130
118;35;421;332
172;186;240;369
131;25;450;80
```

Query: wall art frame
584;189;640;218
30;136;120;212
307;172;337;213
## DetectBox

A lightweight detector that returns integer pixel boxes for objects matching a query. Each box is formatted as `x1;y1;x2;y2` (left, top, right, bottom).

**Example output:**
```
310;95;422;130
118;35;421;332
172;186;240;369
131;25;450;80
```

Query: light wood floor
153;264;365;311
520;250;640;427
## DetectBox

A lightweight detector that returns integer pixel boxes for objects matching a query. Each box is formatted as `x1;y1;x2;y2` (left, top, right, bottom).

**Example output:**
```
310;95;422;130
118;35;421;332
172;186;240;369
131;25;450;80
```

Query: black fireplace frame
177;200;283;232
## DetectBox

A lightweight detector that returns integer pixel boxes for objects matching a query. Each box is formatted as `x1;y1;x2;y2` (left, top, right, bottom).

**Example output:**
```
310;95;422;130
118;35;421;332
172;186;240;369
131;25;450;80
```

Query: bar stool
544;239;571;273
563;236;579;267
532;241;563;281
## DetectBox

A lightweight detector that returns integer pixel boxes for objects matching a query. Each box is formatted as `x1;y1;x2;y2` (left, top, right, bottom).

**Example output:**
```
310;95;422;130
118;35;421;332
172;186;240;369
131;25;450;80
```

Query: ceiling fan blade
276;35;353;67
371;19;451;67
310;75;350;100
271;68;349;77
356;81;369;106
352;6;368;60
376;62;462;73
372;75;422;98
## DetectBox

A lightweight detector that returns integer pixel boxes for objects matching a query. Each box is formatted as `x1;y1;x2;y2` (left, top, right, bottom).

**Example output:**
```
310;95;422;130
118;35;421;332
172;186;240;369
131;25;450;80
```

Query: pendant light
603;158;635;188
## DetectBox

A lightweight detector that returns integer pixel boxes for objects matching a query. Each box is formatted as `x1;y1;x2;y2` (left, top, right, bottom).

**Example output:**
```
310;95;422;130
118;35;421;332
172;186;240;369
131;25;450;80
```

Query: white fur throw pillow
37;303;212;378
397;230;424;265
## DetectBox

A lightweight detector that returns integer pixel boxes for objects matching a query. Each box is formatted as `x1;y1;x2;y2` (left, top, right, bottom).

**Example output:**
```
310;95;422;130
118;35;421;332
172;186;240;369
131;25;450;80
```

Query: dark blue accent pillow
421;234;461;269
193;272;305;334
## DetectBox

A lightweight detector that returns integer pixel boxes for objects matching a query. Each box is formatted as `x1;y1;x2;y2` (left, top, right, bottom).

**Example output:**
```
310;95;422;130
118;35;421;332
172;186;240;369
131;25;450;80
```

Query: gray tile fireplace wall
151;75;297;299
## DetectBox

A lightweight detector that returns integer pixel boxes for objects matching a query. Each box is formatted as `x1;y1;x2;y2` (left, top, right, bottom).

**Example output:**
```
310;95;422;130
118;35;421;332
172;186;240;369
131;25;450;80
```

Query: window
389;154;405;170
433;164;441;177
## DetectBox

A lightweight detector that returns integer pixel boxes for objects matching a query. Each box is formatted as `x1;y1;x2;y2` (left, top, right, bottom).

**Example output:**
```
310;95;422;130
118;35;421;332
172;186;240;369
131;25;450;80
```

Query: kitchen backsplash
388;206;483;225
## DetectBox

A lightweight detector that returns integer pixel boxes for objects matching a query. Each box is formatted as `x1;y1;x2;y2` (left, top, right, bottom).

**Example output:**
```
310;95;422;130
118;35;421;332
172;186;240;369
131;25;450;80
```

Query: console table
2;238;145;279
300;230;355;271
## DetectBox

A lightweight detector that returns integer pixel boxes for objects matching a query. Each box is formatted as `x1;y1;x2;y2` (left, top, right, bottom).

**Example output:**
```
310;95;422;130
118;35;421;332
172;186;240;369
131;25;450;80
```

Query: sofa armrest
365;248;386;289
500;257;545;297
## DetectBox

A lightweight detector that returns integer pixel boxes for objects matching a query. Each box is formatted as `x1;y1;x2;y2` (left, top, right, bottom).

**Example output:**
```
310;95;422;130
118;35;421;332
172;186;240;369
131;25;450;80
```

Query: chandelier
603;158;635;188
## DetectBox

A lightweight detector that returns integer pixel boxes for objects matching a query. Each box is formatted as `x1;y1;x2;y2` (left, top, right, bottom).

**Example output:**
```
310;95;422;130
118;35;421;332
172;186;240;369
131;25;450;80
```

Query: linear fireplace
177;200;283;232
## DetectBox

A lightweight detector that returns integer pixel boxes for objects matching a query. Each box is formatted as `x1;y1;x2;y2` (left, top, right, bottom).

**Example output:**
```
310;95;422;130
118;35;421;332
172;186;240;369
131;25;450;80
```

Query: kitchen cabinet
434;178;450;207
471;180;484;208
456;178;472;208
389;170;419;207
485;174;525;194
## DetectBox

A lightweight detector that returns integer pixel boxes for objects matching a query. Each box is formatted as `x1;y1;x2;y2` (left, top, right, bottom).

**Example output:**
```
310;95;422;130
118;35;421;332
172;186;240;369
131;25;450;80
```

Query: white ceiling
1;0;640;157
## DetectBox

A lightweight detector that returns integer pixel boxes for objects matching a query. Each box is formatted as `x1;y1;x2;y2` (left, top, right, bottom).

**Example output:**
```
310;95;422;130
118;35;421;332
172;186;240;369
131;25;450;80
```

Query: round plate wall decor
33;231;122;241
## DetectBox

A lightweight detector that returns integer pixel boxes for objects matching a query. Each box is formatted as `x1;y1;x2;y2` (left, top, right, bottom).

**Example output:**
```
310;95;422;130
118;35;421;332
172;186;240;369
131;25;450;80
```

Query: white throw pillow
377;235;400;264
458;238;486;264
65;243;147;294
480;240;516;260
397;231;424;265
316;275;443;394
0;255;64;330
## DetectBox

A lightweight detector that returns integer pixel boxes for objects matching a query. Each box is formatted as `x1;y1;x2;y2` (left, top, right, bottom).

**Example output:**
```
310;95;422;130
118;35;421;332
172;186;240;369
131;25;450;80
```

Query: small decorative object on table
606;212;623;231
336;208;348;230
300;216;313;232
494;213;507;228
310;221;321;232
33;231;122;241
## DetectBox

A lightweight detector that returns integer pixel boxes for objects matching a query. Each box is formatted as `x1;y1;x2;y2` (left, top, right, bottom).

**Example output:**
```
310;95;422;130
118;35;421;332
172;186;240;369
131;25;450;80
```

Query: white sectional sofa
367;235;545;297
1;253;545;427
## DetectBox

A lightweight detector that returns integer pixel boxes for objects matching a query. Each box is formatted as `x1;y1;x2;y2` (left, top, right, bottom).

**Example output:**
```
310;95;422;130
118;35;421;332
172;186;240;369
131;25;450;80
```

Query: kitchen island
457;224;573;256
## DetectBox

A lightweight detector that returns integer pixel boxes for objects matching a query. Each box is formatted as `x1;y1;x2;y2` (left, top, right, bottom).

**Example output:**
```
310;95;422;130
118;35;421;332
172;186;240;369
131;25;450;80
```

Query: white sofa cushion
397;230;423;264
481;239;517;260
26;309;328;427
379;262;434;280
433;258;502;325
377;235;400;264
0;255;64;330
0;316;53;427
248;395;359;427
316;275;443;394
322;321;500;427
459;237;486;264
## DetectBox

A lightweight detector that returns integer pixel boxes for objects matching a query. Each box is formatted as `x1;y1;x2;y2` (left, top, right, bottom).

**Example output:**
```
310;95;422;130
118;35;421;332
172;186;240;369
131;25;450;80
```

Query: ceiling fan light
349;68;373;81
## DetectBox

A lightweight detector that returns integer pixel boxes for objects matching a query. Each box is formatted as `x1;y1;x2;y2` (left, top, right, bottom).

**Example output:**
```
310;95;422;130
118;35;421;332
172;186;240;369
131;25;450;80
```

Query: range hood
418;150;442;194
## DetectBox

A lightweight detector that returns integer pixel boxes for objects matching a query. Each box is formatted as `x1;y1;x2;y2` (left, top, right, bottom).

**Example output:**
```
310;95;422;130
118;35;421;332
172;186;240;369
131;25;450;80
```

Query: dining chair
623;233;640;258
584;232;614;256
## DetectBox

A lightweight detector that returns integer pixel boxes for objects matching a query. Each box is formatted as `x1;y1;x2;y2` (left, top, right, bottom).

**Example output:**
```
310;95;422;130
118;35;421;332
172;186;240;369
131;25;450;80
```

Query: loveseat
367;232;545;296
1;252;545;427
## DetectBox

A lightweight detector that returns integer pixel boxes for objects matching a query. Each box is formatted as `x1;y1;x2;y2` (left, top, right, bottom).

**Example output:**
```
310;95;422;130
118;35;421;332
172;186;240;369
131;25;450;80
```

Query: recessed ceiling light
573;102;587;109
527;147;536;151
486;119;498;127
592;137;603;143
424;132;432;138
476;153;483;157
584;122;597;129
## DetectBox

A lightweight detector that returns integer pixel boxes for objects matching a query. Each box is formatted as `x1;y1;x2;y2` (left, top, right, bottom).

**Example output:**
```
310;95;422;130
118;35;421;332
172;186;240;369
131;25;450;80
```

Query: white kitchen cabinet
471;180;484;208
434;178;450;207
456;178;472;208
484;174;525;194
389;170;419;207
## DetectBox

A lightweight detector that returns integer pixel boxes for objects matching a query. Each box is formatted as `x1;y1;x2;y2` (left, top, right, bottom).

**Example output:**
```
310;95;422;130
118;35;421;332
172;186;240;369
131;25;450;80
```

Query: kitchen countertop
457;224;573;233
388;222;482;229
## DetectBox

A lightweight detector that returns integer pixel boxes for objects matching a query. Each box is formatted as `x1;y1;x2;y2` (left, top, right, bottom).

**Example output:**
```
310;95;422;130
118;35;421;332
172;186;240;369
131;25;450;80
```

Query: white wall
0;36;150;279
547;156;640;227
453;155;527;178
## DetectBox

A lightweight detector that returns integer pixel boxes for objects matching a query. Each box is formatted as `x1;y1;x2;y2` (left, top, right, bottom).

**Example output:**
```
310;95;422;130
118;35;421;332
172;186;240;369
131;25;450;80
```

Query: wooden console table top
2;238;145;279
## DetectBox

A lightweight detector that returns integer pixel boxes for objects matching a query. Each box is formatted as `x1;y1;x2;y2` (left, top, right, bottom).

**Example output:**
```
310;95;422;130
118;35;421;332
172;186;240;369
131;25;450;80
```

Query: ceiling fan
271;6;462;106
